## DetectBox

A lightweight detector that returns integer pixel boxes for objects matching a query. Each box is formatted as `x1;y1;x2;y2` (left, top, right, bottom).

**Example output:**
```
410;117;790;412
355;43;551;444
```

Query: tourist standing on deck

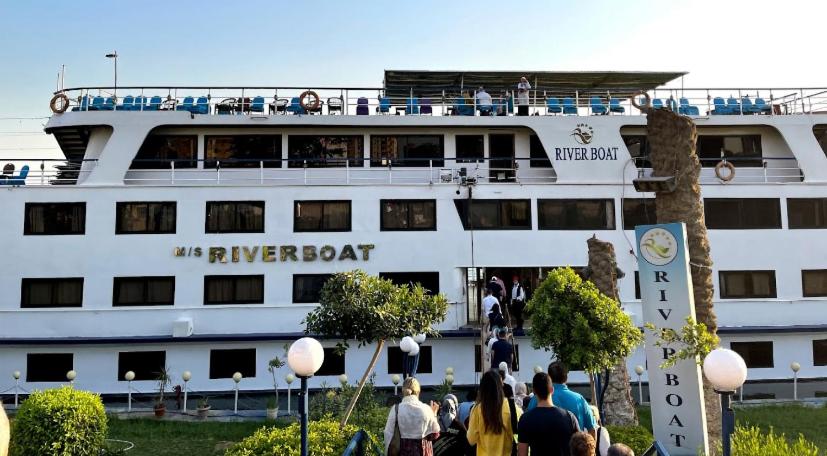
510;277;526;331
516;373;579;456
476;87;493;115
467;370;521;456
384;377;441;456
516;77;531;116
525;362;597;438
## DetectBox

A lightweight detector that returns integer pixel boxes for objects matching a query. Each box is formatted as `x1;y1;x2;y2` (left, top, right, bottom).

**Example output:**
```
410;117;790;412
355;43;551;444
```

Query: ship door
489;134;515;182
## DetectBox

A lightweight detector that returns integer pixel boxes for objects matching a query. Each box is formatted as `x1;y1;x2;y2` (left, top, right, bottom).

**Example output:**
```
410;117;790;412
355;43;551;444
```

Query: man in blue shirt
525;361;597;438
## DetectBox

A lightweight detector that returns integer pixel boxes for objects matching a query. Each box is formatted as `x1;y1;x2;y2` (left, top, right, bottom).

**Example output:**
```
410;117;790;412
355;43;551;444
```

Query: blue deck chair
754;97;771;114
146;96;163;111
546;97;562;114
711;97;729;115
116;95;134;111
638;96;650;108
652;98;664;109
250;96;265;113
89;96;105;111
562;98;577;114
286;97;305;115
99;97;115;110
356;97;369;115
0;165;29;186
405;97;419;115
678;98;700;115
133;96;147;111
590;96;607;115
741;97;756;114
193;96;209;114
667;98;678;111
453;98;474;116
176;96;195;112
609;98;625;114
377;97;391;114
72;95;91;111
727;97;741;114
420;98;433;115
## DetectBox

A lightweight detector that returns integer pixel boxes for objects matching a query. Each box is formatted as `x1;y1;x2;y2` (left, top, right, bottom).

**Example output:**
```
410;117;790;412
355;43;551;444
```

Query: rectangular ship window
130;135;197;169
634;271;641;299
209;348;256;379
380;200;436;231
622;199;656;230
704;198;781;229
787;198;827;229
802;270;827;297
697;135;763;167
380;272;439;295
719;271;777;299
814;126;827;158
530;134;553;168
205;135;282;168
113;277;175;306
293;274;333;303
116;202;176;234
316;348;346;376
371;135;444;167
24;202;86;235
814;339;827;366
204;275;264;305
456;135;484;163
387;346;432;374
622;135;651;168
730;341;774;368
454;199;531;230
27;353;73;382
21;278;83;308
294;201;351;232
205;201;265;233
117;351;166;381
287;135;363;168
538;199;615;230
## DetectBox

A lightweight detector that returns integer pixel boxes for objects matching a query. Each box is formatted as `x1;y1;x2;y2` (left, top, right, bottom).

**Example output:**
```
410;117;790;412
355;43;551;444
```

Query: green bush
605;425;653;455
225;418;378;456
712;425;821;456
309;377;389;437
11;386;107;456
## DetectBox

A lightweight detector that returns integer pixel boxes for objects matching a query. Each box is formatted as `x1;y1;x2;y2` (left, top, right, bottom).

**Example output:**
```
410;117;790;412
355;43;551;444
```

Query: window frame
293;200;352;232
704;198;782;230
370;134;445;167
454;199;532;231
21;278;84;308
23;202;86;235
813;339;827;366
379;199;437;231
529;134;553;168
287;135;364;168
113;276;175;307
130;134;198;170
209;348;257;379
26;353;74;382
730;341;774;368
802;269;827;298
203;275;265;305
115;201;177;234
204;134;283;169
537;199;616;230
697;134;763;167
292;274;333;304
387;345;433;374
316;347;347;376
787;198;827;229
117;351;167;381
719;270;777;299
455;134;485;163
622;198;657;230
205;201;265;234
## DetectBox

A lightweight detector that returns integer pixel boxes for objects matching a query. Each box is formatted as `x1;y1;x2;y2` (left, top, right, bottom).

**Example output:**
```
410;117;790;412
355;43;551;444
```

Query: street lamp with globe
703;348;748;456
288;337;325;456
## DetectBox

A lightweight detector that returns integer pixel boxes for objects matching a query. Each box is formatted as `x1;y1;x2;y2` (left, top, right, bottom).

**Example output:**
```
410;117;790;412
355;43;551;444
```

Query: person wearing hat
516;77;531;116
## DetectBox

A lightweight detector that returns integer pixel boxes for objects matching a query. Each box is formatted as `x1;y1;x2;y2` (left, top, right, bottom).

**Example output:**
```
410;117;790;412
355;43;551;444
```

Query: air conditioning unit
173;317;193;338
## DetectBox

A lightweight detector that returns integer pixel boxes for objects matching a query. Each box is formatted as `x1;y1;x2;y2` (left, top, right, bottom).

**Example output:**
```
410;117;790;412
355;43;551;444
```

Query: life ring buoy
49;93;70;114
299;90;320;111
715;161;736;182
631;92;651;111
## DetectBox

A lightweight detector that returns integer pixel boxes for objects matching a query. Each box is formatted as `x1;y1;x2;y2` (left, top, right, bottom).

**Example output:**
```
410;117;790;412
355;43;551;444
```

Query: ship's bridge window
116;202;176;234
456;135;484;163
813;125;827;158
26;353;73;382
205;201;265;233
454;199;531;230
380;199;436;231
787;198;827;229
209;348;256;379
814;339;827;366
697;135;763;167
117;351;166;381
113;277;175;306
294;200;351;232
622;199;656;230
387;345;432;374
287;135;363;168
21;278;83;308
802;270;827;297
292;274;333;303
205;135;282;168
704;198;781;229
130;135;197;169
530;134;553;168
538;199;615;230
204;275;264;305
371;135;444;167
730;341;774;368
24;202;86;235
379;272;439;295
719;270;777;299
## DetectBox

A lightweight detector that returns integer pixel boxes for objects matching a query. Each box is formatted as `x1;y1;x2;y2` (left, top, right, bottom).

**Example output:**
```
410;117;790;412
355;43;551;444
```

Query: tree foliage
526;267;643;374
644;316;720;369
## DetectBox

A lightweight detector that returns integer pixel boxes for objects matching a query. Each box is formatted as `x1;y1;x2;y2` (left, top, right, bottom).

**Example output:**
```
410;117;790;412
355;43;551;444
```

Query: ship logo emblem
571;123;594;145
639;228;678;266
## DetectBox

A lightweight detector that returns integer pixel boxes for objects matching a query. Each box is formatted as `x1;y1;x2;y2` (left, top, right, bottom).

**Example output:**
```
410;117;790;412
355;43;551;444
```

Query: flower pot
266;407;278;420
197;406;211;419
153;404;166;418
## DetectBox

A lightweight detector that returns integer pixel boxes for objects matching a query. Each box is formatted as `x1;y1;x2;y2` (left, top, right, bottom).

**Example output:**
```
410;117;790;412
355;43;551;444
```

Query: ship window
316;348;346;376
530;134;553;168
27;353;73;382
205;201;265;233
380;272;439;295
380;200;436;231
697;135;762;167
634;271;641;299
456;135;484;163
387;346;433;374
113;277;175;306
704;198;781;229
116;202;176;234
719;271;776;299
117;351;166;381
538;199;615;230
209;348;256;379
812;126;827;158
814;339;827;366
131;135;197;169
21;278;83;308
292;274;333;303
371;135;444;167
287;135;363;168
622;135;651;168
204;275;264;305
24;202;86;235
787;198;827;229
802;270;827;297
454;199;531;230
205;135;282;168
622;199;656;230
730;341;774;368
294;201;351;232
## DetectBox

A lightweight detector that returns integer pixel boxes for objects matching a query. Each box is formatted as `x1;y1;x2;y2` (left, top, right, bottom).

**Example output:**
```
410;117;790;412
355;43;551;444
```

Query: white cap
498;361;508;372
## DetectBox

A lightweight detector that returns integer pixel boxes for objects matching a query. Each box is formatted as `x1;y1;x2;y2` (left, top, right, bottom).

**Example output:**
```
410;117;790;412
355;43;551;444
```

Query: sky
1;0;826;156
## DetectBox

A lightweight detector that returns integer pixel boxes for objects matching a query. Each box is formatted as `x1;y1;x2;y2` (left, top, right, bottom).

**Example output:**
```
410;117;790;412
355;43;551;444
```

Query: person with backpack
516;372;580;456
467;370;521;455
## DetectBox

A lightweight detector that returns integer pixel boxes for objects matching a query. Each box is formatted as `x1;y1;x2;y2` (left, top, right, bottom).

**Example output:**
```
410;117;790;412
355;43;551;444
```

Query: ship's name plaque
173;244;375;263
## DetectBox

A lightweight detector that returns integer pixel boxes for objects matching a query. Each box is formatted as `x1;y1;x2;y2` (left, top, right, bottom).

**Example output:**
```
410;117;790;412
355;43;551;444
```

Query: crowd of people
384;362;636;456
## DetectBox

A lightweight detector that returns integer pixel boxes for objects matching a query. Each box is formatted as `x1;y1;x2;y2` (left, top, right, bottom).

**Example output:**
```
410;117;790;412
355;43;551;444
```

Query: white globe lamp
182;371;192;382
413;333;427;344
287;337;325;456
124;371;135;381
285;373;295;385
533;365;543;374
338;374;348;385
66;370;77;382
445;374;454;385
703;348;747;393
790;362;800;373
408;342;420;356
634;365;645;376
445;367;454;375
232;372;243;383
12;371;21;380
399;336;415;353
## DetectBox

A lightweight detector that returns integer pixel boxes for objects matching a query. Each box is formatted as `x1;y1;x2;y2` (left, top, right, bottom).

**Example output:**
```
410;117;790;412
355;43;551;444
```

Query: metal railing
0;159;97;186
634;156;803;184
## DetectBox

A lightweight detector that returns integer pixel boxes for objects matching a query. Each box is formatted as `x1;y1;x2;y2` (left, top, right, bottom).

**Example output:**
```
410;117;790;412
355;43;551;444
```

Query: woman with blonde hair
467;370;521;455
589;405;611;456
384;377;441;456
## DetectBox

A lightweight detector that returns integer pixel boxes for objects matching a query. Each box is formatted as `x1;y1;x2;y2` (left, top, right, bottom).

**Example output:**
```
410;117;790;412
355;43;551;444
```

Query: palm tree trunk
340;339;385;428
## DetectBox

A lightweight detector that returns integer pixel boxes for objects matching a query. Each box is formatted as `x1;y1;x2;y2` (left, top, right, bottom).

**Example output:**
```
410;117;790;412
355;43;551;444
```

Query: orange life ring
299;90;320;111
49;93;70;114
631;92;651;111
715;161;735;181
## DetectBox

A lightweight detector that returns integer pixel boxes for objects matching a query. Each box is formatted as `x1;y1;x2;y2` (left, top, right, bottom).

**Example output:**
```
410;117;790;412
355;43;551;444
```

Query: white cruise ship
1;70;826;398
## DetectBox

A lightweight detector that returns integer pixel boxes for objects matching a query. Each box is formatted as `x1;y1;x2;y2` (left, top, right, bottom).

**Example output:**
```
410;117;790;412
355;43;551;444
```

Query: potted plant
266;346;287;419
196;397;211;419
153;366;172;418
265;396;278;420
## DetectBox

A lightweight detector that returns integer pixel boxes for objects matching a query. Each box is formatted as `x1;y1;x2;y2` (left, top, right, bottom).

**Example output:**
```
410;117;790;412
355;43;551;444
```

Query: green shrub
309;377;389;437
225;418;378;456
11;386;107;456
605;425;654;455
712;425;821;456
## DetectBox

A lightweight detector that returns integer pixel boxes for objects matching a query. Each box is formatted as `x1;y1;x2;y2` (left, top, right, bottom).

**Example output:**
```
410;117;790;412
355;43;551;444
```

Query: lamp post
391;374;401;395
232;372;242;415
791;362;800;401
288;337;325;456
703;348;748;456
105;51;118;99
12;371;21;408
412;334;426;378
124;371;135;412
400;336;415;379
285;373;295;415
634;365;645;404
182;371;192;413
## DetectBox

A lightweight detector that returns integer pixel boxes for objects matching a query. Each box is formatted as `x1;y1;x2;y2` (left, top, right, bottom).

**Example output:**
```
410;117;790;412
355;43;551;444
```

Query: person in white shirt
476;87;493;116
384;377;441;454
498;361;517;390
590;405;612;456
516;76;531;116
510;277;526;331
482;289;499;325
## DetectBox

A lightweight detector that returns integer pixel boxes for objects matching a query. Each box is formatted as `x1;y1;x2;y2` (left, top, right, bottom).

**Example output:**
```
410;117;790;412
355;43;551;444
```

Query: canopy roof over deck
382;70;687;99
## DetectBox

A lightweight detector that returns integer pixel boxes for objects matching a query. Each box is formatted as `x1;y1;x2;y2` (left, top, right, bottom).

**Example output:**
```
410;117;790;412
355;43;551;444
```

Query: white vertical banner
636;222;709;455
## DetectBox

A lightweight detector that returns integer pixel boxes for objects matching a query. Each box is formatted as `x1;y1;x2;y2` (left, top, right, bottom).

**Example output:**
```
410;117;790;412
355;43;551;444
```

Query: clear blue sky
1;0;825;143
